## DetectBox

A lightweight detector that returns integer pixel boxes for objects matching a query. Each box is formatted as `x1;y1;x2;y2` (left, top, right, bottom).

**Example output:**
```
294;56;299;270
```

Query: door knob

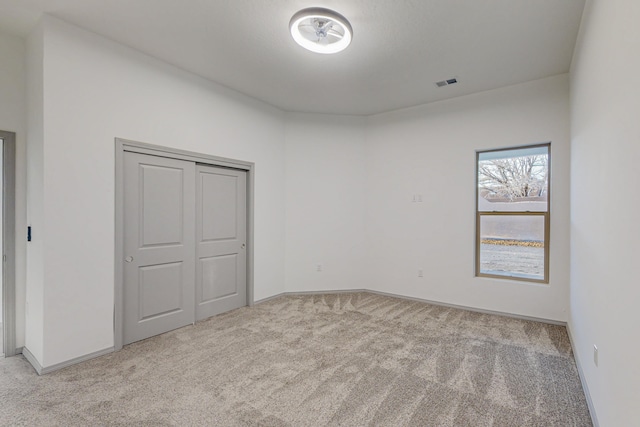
241;243;246;249
125;256;134;263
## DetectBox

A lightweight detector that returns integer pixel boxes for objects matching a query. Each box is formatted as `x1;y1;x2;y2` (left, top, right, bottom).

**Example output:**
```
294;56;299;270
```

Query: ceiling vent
435;77;458;87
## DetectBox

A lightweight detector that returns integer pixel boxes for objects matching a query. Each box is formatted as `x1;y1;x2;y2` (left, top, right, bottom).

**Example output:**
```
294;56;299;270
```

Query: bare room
0;1;638;426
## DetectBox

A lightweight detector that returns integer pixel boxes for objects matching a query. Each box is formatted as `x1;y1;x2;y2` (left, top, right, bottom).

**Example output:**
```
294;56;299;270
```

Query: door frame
1;131;16;357
114;138;255;351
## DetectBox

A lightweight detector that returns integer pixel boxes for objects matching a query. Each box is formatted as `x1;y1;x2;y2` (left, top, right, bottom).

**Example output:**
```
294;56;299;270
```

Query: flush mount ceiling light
289;7;353;54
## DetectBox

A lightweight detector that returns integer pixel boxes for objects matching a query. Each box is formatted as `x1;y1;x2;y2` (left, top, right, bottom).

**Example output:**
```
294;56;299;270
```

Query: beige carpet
0;292;592;426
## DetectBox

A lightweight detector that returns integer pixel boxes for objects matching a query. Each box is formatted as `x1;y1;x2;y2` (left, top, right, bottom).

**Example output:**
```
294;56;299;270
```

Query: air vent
435;77;458;87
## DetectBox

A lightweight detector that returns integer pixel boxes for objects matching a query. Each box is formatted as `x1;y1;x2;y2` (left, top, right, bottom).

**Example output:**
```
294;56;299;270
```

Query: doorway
0;130;16;357
114;139;254;350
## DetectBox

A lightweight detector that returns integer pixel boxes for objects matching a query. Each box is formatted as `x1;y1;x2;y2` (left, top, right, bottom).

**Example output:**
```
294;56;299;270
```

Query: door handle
241;243;246;249
125;256;134;263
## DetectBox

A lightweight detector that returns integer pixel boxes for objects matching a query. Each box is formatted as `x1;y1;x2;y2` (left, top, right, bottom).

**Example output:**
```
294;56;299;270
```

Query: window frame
475;143;551;284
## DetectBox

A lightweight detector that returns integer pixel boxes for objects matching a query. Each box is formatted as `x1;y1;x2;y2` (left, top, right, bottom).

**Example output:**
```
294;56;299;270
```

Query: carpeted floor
0;292;592;426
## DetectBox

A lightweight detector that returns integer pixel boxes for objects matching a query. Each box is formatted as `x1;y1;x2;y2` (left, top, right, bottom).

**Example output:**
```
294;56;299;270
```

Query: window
476;144;550;283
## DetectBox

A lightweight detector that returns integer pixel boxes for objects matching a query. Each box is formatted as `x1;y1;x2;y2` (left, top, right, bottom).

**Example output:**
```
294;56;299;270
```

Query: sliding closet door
195;165;247;321
123;152;196;345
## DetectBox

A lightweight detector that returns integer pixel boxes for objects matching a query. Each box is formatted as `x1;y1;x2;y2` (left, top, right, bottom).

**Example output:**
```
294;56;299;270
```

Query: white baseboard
22;347;42;374
254;289;368;305
566;324;599;427
22;346;114;375
266;288;566;326
367;289;567;326
253;292;285;304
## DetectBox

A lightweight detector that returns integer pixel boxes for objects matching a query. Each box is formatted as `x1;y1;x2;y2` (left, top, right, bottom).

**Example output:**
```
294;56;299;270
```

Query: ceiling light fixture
289;7;353;54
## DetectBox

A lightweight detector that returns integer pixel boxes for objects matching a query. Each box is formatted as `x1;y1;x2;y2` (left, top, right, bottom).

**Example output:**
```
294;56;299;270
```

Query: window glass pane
479;215;545;280
478;146;549;212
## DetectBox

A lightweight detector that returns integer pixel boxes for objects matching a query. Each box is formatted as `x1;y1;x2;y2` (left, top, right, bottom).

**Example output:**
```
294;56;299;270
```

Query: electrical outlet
418;269;424;277
316;264;322;272
593;345;598;366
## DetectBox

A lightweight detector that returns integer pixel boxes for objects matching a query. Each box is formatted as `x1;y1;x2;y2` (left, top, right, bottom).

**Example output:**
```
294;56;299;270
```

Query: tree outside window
476;144;550;283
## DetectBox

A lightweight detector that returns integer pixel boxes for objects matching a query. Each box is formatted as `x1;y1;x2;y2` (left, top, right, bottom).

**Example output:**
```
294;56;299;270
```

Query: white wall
365;75;571;321
0;31;27;350
285;113;367;293
30;17;286;368
283;76;571;322
25;22;44;361
569;0;640;424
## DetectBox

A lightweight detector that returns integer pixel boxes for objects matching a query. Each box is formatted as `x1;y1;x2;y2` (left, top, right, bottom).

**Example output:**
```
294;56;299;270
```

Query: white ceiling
0;0;586;115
